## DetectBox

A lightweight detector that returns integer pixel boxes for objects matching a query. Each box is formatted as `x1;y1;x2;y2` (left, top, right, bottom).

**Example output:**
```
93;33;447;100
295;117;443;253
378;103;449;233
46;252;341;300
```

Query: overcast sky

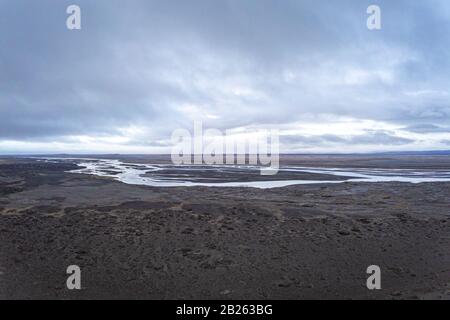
1;0;450;154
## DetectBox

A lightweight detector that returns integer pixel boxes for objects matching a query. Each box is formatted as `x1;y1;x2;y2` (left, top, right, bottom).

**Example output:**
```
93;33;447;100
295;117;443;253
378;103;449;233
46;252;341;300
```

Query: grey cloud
1;0;450;152
349;130;414;146
282;130;414;148
403;124;450;133
281;134;346;147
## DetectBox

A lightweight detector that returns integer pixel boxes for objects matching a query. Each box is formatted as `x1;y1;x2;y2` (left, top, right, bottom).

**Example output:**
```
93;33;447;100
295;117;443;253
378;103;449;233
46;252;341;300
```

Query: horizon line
1;150;450;157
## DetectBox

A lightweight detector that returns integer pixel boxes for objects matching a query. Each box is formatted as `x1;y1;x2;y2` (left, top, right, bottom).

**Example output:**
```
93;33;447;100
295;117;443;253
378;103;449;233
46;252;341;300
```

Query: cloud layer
1;0;450;153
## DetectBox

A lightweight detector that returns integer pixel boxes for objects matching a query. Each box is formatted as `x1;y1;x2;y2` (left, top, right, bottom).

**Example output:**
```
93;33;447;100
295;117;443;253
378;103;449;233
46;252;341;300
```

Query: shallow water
39;157;450;189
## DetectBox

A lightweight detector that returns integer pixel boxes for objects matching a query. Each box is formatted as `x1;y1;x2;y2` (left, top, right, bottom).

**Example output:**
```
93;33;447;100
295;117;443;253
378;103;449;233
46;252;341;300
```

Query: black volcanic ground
0;155;450;299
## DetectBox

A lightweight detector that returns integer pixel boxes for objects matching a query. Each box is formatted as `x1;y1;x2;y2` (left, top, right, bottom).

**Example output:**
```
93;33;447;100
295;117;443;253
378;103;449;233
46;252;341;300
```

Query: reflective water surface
39;158;450;189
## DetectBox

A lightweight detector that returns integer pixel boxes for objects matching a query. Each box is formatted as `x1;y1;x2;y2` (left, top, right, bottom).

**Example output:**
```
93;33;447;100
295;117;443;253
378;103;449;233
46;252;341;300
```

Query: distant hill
365;150;450;156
